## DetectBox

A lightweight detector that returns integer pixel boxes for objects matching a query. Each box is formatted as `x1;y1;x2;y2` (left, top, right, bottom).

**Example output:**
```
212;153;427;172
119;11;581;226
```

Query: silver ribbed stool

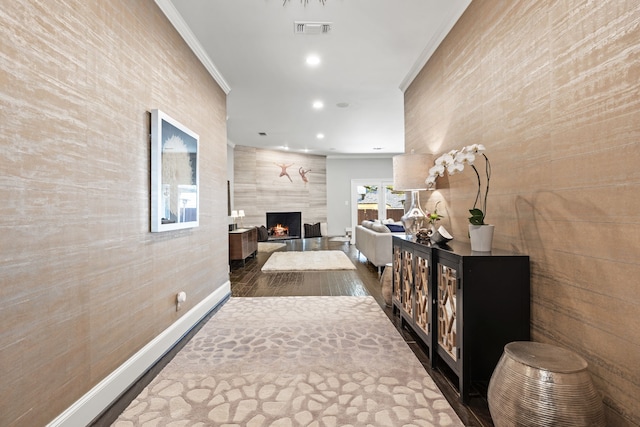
488;341;605;427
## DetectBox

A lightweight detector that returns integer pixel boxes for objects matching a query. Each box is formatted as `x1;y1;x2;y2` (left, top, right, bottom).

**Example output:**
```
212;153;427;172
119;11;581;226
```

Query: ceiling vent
294;21;332;35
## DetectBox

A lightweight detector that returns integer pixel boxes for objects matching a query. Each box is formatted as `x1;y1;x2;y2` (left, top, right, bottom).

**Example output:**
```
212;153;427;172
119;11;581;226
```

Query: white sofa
355;220;405;274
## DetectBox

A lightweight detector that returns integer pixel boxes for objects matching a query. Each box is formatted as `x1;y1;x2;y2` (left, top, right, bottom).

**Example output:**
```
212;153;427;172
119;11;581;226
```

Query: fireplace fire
270;223;289;237
266;212;301;240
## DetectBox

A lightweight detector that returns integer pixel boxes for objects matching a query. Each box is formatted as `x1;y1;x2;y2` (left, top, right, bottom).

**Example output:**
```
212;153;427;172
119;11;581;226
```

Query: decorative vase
380;263;393;307
468;224;494;252
430;225;453;245
401;190;427;241
427;223;437;237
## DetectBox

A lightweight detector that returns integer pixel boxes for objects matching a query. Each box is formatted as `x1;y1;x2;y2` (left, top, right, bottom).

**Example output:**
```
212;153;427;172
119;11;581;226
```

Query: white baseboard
47;282;231;427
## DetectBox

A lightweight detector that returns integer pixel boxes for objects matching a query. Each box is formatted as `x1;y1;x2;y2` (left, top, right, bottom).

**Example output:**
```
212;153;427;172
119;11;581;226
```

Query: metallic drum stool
488;341;605;427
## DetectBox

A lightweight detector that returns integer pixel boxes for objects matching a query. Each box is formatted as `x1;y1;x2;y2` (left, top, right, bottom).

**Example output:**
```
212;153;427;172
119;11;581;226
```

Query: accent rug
258;242;287;253
261;250;356;272
113;296;463;426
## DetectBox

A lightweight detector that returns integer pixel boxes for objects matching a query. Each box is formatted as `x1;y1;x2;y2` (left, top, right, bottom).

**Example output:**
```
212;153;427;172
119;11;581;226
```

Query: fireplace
266;212;302;240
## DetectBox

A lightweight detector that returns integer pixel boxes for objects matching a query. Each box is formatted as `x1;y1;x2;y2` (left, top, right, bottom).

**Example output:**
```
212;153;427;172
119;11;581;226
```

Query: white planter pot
469;224;494;252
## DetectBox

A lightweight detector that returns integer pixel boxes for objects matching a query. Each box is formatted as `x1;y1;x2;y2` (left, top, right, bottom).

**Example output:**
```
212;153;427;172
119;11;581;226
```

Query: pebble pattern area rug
114;296;463;426
261;251;356;272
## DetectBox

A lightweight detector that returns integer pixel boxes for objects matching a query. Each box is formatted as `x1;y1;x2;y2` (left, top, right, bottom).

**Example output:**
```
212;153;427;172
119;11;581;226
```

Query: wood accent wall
404;1;639;425
0;1;229;425
233;146;327;229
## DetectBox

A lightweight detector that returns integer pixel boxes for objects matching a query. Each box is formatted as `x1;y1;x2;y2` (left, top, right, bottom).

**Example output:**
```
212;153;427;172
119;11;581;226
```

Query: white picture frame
150;109;199;232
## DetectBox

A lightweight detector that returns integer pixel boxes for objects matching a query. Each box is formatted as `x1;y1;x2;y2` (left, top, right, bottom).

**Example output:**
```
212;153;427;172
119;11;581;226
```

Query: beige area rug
261;250;356;272
258;242;287;253
114;296;463;426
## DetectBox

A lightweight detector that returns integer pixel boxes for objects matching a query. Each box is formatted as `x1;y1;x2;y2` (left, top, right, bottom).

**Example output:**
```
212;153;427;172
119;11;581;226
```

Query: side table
488;341;605;426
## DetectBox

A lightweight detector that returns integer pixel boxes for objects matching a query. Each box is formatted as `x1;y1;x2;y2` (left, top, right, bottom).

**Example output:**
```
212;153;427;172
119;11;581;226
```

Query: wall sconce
393;152;431;241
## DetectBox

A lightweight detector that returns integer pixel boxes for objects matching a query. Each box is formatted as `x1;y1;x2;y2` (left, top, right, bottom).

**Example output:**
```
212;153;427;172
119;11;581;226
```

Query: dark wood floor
231;237;494;427
94;237;493;426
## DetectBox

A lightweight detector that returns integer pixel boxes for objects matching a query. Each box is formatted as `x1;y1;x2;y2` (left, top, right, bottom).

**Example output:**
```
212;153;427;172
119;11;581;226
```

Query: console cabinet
392;236;530;402
229;227;258;265
393;238;434;361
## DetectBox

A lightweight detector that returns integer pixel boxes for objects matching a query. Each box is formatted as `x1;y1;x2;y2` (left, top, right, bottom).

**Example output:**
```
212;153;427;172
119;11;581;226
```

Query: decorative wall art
299;167;311;184
274;162;311;184
151;109;199;232
275;162;294;182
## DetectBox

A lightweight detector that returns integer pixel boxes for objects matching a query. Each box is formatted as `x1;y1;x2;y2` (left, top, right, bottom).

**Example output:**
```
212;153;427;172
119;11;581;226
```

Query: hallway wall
0;1;229;425
404;1;640;424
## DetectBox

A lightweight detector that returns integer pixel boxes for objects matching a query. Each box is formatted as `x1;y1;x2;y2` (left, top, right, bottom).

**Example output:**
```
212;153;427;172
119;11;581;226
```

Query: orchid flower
425;144;491;225
429;163;445;177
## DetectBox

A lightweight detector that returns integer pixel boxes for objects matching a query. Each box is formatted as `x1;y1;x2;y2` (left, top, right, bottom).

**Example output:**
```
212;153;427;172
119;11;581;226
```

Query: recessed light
316;133;325;139
258;132;267;136
306;55;321;66
312;100;324;109
336;102;349;108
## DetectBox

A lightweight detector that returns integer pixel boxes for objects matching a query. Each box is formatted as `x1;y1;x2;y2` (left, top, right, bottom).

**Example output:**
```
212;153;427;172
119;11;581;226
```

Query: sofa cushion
304;222;322;238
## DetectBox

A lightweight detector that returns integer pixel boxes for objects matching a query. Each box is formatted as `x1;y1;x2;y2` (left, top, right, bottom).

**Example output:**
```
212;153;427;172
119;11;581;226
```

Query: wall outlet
176;291;187;311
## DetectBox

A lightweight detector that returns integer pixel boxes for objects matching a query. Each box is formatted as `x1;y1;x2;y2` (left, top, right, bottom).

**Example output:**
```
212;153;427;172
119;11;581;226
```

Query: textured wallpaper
404;1;640;425
0;1;229;425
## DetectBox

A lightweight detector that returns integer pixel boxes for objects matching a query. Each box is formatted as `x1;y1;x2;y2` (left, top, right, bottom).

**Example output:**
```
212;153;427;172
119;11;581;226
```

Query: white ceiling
158;0;470;157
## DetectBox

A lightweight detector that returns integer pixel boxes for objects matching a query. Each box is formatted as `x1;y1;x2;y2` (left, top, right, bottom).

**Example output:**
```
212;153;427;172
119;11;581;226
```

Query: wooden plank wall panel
234;146;327;228
0;1;229;425
404;1;640;425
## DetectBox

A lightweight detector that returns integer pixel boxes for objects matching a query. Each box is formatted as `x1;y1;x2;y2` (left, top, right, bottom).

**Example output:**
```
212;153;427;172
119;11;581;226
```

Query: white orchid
460;144;485;164
425;144;491;225
429;163;445;177
447;158;464;175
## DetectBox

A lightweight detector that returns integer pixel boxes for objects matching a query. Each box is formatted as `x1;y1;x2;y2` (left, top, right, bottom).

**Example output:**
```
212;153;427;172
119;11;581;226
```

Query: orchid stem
471;164;481;211
482;154;490;221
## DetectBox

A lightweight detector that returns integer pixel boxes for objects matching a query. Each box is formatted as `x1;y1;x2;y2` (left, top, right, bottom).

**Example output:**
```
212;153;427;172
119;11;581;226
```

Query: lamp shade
393;153;430;191
231;210;238;218
238;210;245;217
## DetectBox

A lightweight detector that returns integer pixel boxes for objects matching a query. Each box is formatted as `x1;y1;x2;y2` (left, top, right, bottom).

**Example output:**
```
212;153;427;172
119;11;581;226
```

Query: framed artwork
151;109;199;232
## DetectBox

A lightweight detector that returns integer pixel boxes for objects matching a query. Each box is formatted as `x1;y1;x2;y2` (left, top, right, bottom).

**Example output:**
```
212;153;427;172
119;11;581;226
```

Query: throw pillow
386;224;405;232
258;225;269;242
304;222;322;238
371;223;391;233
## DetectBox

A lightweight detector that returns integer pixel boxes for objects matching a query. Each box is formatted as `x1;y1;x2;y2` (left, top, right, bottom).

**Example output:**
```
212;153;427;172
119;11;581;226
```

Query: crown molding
399;0;471;92
154;0;231;94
